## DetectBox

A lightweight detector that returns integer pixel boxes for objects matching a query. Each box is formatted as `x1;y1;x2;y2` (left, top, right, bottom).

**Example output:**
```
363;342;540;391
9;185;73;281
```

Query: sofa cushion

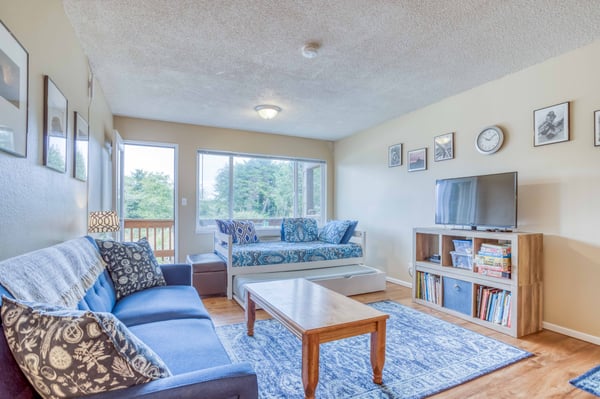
318;220;352;244
77;269;117;313
96;238;167;300
129;318;232;375
232;220;259;245
282;218;318;242
1;297;171;399
112;285;211;327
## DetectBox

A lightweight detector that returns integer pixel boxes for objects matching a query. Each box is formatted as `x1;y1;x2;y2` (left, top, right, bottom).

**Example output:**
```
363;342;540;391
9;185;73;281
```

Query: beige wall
335;40;600;341
0;0;113;259
113;116;334;262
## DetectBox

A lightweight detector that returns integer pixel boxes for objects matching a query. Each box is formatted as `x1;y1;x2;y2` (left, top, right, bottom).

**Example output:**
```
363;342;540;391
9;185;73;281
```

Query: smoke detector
301;42;320;59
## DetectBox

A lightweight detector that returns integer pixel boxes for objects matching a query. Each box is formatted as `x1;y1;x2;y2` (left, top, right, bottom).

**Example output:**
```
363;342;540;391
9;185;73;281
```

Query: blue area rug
216;300;531;398
571;365;600;396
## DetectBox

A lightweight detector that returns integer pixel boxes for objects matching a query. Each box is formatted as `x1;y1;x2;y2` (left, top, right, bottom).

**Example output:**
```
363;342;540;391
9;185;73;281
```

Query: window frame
195;150;327;233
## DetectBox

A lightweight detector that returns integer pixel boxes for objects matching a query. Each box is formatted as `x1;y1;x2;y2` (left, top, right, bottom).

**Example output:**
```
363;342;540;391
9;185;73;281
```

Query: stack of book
474;243;511;279
476;286;512;327
415;272;442;305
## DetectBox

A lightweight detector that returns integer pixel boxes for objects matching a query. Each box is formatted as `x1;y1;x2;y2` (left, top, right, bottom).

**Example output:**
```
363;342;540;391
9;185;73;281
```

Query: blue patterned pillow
1;297;171;399
96;238;166;300
340;220;359;244
232;220;260;244
282;218;319;242
319;220;352;244
215;219;237;244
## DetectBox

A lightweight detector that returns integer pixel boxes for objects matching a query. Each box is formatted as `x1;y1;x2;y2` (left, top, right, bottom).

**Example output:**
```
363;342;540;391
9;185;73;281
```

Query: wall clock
475;126;504;154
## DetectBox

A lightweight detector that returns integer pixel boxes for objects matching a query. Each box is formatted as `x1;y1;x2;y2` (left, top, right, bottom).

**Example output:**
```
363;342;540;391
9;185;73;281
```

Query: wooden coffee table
244;278;389;399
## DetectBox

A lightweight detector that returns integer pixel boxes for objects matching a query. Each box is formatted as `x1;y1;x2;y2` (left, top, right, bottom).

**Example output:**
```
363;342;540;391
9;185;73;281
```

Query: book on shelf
475;254;511;268
476;265;511;279
480;243;511;256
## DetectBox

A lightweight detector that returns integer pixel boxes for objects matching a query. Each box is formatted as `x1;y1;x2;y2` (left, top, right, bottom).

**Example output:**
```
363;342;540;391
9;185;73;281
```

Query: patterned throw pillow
282;218;319;242
231;220;259;245
340;220;359;244
95;238;166;300
215;219;237;244
0;297;171;399
319;220;352;244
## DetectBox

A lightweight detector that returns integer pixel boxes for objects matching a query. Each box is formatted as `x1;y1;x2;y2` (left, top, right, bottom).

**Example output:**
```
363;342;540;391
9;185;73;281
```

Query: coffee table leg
245;291;256;336
302;334;319;399
370;319;386;384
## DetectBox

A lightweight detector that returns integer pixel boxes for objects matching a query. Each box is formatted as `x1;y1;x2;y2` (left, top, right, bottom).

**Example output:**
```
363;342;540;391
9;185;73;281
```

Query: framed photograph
43;76;68;172
74;111;89;181
533;101;569;146
407;147;427;172
0;19;29;157
594;110;600;147
434;132;454;161
388;143;402;167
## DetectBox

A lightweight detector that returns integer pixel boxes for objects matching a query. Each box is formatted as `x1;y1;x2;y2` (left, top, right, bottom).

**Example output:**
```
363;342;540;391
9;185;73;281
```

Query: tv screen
435;172;517;229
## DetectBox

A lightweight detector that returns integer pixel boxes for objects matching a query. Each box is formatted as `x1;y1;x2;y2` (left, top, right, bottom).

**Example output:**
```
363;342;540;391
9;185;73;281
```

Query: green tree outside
124;169;174;219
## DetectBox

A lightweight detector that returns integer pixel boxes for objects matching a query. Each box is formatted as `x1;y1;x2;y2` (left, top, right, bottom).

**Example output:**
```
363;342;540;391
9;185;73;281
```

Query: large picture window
197;151;326;230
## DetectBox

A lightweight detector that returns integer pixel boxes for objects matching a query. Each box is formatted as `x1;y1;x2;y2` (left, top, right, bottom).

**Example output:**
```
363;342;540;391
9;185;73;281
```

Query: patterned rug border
217;300;532;399
570;364;600;397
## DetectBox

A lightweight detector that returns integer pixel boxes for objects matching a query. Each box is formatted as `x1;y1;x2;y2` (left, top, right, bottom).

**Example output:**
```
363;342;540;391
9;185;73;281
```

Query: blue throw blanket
0;237;105;308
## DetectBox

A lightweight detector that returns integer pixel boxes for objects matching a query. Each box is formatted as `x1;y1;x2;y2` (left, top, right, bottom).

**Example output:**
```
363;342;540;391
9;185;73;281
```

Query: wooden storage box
186;253;227;297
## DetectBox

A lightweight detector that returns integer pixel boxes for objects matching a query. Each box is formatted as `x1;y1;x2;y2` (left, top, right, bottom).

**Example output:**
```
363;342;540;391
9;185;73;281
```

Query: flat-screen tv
435;172;517;230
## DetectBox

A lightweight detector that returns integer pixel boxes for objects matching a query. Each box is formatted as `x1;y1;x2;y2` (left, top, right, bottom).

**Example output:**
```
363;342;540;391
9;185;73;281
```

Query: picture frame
434;132;454;161
43;75;68;173
388;143;402;167
74;111;89;181
533;101;569;146
0;19;29;157
594;110;600;147
407;147;427;172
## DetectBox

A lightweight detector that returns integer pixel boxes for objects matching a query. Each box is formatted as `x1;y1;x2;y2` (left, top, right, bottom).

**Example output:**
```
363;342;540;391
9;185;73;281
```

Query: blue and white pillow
319;220;353;244
232;220;260;245
282;218;319;242
215;219;237;244
1;297;171;399
340;220;359;244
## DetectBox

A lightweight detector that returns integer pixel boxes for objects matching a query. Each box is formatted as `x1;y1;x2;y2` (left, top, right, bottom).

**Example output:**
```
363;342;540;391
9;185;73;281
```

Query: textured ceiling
62;0;600;141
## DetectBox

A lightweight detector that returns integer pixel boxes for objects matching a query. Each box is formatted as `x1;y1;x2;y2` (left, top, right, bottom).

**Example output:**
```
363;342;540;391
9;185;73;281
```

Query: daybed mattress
232;264;384;300
217;241;363;267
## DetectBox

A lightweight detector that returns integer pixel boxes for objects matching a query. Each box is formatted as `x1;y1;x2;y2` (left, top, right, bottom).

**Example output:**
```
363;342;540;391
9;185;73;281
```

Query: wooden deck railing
123;219;175;263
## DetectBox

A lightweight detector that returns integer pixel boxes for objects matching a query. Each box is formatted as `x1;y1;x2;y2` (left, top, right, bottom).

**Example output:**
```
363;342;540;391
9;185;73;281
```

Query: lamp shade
88;211;120;233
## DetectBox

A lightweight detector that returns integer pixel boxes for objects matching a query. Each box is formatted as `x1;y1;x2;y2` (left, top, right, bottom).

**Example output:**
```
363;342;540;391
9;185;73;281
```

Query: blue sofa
0;238;258;399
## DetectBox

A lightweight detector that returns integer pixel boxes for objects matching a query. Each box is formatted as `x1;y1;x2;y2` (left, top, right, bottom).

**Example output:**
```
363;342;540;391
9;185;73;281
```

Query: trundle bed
214;229;386;305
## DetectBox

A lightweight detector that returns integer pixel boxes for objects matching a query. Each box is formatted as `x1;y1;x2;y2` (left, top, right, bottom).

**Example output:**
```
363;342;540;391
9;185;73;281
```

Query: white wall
334;40;600;340
0;0;113;259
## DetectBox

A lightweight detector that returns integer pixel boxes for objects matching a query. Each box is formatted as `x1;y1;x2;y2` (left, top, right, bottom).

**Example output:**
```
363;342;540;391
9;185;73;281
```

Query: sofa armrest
80;363;258;399
160;263;192;286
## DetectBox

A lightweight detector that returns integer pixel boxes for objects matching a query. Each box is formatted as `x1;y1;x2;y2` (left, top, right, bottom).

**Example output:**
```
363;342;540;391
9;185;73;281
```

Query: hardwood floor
202;282;600;398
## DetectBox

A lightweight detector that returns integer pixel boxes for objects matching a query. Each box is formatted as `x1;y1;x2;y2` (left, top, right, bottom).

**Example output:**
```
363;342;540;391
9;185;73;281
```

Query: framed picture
533;101;569;146
388;143;402;167
434;132;454;161
74;111;89;181
407;147;427;172
43;76;68;172
594;110;600;147
0;19;29;157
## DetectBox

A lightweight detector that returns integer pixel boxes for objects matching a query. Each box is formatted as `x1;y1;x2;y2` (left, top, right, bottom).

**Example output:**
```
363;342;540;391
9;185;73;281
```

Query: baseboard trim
543;322;600;345
386;276;411;288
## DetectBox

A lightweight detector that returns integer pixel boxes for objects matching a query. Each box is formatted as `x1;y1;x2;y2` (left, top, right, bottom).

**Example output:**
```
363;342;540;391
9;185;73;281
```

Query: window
197;151;326;230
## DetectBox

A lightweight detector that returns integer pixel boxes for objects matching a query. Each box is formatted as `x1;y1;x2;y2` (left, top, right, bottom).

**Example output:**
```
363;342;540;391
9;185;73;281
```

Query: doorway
120;142;178;263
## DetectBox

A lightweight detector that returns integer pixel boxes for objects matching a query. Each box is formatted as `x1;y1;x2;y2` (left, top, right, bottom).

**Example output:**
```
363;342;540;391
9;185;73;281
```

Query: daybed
213;219;386;305
0;237;257;399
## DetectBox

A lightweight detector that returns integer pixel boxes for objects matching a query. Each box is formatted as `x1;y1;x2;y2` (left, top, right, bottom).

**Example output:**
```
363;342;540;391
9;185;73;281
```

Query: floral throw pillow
318;220;352;244
95;238;166;299
232;220;260;245
1;297;171;399
282;218;319;242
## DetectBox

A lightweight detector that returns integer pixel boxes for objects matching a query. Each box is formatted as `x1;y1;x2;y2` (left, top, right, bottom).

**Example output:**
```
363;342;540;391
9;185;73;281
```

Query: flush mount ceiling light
301;42;320;59
255;104;282;120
